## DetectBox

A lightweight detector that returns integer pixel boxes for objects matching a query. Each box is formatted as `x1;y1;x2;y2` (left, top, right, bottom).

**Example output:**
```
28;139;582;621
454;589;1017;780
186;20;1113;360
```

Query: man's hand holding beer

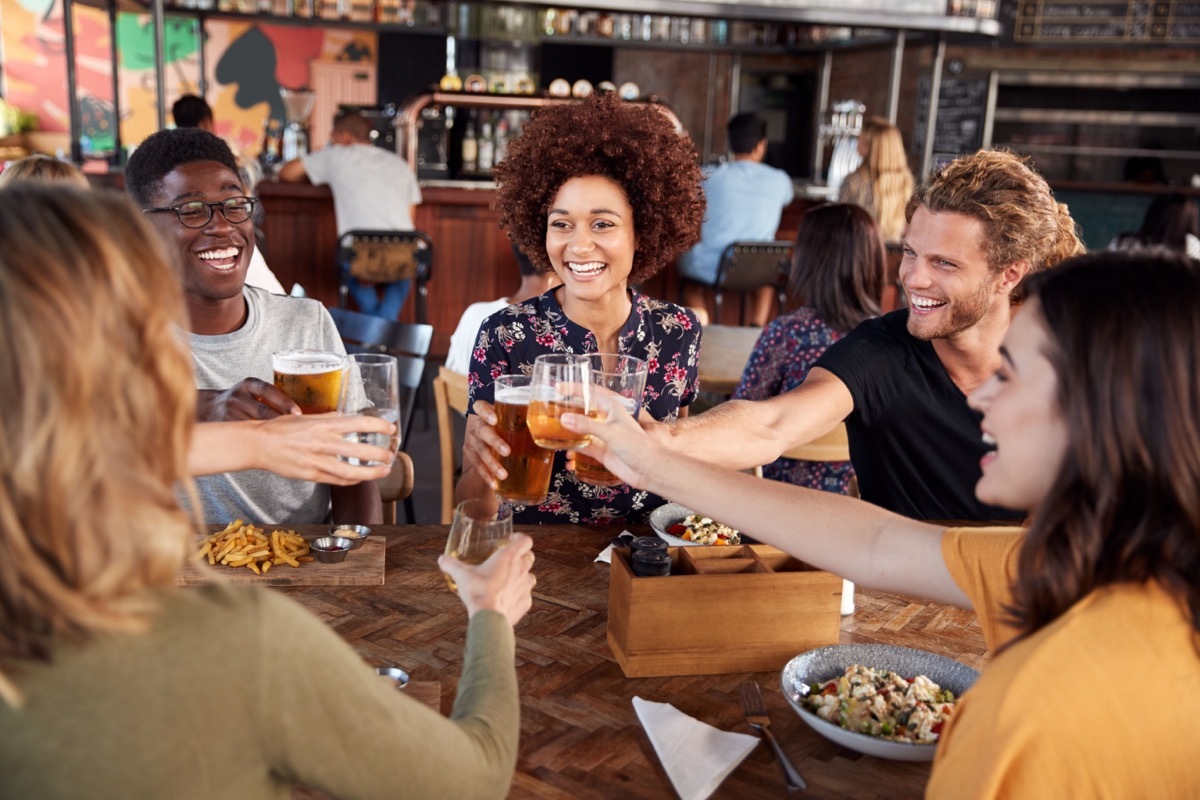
196;378;300;422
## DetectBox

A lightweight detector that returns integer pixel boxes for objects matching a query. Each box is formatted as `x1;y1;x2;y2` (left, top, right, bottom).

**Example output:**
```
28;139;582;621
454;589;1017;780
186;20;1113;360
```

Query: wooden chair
434;366;471;524
712;240;793;325
378;451;416;525
330;306;433;522
756;421;856;614
336;229;434;325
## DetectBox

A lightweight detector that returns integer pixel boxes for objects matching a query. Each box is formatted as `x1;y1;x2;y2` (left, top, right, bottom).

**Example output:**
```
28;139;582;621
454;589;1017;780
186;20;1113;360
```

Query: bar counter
268;524;987;799
255;181;822;356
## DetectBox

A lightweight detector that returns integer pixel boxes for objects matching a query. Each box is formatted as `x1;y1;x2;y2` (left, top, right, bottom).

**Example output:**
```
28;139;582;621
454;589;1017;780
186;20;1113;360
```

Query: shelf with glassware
397;91;683;185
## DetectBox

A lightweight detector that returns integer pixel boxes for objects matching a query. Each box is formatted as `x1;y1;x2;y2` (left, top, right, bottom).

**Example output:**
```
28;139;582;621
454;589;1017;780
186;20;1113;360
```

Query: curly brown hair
906;150;1084;300
494;93;705;284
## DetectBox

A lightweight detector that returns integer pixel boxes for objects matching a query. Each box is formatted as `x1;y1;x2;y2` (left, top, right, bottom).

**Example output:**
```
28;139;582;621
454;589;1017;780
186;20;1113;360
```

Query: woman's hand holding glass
560;391;655;489
461;401;511;489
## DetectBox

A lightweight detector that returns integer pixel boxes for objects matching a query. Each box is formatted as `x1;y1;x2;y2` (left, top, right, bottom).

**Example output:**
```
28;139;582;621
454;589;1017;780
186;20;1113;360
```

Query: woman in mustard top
566;251;1200;798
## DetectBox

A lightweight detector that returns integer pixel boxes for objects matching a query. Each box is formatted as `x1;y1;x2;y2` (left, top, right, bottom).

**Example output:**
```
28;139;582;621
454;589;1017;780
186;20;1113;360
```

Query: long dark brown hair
788;203;883;333
1010;252;1200;645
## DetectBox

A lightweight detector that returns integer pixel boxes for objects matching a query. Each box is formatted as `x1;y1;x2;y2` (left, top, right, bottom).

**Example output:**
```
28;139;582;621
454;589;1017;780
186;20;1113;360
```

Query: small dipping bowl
631;549;671;577
330;523;372;550
374;666;410;689
310;536;353;563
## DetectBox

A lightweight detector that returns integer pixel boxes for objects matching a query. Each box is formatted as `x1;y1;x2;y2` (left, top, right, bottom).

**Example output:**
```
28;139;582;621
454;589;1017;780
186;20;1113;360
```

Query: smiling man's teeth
911;295;946;310
568;261;604;275
199;247;238;260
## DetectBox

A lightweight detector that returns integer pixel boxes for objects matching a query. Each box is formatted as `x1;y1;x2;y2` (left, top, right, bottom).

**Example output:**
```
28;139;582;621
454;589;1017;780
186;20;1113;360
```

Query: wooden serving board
177;537;386;586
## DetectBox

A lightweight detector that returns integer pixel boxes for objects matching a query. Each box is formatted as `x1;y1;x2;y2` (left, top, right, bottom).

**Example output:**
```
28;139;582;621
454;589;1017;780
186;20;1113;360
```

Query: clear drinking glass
493;374;555;505
272;349;347;414
526;354;596;451
337;353;401;466
575;353;648;487
442;498;514;592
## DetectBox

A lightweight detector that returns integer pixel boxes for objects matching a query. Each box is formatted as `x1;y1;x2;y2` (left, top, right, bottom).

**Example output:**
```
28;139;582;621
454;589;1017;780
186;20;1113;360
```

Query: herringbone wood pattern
276;525;987;799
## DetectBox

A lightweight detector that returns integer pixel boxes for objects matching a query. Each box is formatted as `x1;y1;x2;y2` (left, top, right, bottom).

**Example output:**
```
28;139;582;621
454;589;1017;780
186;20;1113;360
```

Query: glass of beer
442;498;513;592
575;353;648;487
493;374;555;505
527;354;596;450
272;349;347;414
337;353;401;467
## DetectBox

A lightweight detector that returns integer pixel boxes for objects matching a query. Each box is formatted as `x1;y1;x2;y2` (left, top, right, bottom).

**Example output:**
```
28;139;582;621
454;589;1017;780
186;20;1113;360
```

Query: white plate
780;644;980;762
647;502;703;546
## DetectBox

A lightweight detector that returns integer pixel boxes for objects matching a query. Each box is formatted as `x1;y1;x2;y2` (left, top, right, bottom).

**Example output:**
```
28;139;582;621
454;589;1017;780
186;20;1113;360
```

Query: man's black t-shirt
815;309;1020;522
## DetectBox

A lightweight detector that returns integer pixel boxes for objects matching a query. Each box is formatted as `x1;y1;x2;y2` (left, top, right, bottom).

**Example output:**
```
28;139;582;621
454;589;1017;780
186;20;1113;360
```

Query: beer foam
495;386;532;405
273;352;344;374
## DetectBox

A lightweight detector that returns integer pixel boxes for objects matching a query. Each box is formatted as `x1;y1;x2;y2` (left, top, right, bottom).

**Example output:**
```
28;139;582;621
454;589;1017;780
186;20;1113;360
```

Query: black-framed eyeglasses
142;196;257;229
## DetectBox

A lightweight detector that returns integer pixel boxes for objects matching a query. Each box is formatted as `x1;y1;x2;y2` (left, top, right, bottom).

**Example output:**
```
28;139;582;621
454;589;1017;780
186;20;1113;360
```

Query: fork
740;679;807;791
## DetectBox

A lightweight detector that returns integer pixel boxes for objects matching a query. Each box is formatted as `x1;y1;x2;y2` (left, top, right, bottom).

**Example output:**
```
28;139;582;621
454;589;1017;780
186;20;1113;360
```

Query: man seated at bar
279;110;423;321
567;251;1200;797
661;150;1083;521
677;111;795;326
126;127;381;524
0;183;536;798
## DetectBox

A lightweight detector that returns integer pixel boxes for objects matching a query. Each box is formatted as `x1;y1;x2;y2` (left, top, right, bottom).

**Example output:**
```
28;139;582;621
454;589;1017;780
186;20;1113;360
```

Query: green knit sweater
0;585;519;799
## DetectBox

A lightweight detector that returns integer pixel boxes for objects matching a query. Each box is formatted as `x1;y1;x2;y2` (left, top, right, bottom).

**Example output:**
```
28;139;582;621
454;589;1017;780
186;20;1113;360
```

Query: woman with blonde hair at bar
839;117;915;245
0;184;535;798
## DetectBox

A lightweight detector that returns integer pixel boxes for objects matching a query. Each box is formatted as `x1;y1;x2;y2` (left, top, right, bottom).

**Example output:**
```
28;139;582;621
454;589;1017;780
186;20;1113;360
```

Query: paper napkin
595;530;635;563
633;696;758;800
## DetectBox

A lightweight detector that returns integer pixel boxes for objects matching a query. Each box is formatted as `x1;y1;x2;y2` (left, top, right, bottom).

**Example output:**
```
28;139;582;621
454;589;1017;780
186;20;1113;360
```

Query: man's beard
906;279;994;341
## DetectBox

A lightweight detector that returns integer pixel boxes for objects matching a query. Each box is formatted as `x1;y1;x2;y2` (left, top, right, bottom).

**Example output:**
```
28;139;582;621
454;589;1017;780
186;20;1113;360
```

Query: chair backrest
329;306;433;451
336;230;434;323
779;422;850;462
434;366;471;524
378;451;415;525
715;241;793;293
755;421;857;497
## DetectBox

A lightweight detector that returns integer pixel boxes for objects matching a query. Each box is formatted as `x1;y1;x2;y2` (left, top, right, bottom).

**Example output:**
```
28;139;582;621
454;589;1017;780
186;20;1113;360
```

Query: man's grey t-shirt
189;286;347;524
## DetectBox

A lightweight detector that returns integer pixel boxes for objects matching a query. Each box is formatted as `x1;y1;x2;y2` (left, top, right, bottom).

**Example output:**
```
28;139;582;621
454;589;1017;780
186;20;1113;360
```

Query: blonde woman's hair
856;118;914;244
0;154;90;189
0;185;196;707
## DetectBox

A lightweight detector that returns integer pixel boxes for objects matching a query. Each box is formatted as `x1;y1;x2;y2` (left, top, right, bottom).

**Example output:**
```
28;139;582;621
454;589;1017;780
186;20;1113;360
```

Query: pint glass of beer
527;354;597;451
272;350;348;414
493;374;554;505
575;353;648;487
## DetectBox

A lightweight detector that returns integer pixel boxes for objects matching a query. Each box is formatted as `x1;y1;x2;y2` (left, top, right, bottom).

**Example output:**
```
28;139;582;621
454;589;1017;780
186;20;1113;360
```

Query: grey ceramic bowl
781;643;980;762
330;523;372;550
310;536;353;563
375;666;410;689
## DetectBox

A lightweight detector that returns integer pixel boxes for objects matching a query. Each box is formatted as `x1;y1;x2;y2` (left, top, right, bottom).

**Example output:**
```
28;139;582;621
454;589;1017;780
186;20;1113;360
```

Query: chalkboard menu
912;76;988;162
1009;0;1200;44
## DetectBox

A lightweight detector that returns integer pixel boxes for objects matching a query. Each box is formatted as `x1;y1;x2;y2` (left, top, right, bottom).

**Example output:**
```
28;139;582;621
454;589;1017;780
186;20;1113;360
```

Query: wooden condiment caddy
607;544;842;677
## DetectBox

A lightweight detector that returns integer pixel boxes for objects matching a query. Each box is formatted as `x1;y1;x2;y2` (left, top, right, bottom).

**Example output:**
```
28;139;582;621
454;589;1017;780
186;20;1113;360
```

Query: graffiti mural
0;0;375;159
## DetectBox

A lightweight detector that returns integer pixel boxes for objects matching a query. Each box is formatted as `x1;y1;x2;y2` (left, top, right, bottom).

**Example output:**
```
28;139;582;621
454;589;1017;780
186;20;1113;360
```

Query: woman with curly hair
457;92;705;524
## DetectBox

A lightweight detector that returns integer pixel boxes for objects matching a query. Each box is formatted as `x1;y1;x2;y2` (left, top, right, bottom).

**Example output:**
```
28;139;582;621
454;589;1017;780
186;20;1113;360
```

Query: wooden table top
276;524;988;800
698;324;764;396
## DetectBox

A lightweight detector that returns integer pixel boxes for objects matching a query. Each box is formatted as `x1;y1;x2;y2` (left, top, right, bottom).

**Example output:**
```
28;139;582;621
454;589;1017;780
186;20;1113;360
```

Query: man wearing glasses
126;127;381;526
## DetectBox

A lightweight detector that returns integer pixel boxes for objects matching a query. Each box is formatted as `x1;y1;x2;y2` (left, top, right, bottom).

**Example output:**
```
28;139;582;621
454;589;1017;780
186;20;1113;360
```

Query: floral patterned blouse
733;306;855;494
468;288;701;525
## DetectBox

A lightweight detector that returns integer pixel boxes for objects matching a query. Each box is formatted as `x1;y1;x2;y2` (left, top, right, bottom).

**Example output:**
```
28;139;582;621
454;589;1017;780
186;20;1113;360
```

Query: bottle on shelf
461;113;479;175
494;116;509;167
478;115;495;174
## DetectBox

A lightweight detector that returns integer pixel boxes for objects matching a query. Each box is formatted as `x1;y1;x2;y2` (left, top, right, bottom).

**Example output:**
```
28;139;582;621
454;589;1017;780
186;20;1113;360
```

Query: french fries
191;520;313;572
